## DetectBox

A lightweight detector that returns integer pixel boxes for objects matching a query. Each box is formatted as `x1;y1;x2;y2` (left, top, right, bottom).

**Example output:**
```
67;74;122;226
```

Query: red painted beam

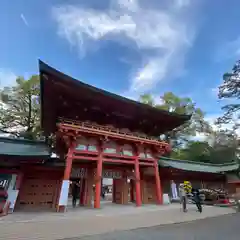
0;169;20;174
74;149;156;162
73;156;98;161
74;155;137;165
103;153;135;159
139;162;154;166
74;150;98;155
103;159;135;164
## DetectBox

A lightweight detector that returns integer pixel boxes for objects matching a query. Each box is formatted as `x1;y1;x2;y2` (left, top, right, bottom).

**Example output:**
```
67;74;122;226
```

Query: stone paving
0;204;236;240
66;213;240;240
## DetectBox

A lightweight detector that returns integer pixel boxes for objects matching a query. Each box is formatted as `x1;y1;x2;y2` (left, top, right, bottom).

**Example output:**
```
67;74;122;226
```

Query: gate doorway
70;167;136;209
102;168;135;206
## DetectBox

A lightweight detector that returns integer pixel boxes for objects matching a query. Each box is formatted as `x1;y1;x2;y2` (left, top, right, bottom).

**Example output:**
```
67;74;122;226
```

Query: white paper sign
8;190;19;212
58;180;70;206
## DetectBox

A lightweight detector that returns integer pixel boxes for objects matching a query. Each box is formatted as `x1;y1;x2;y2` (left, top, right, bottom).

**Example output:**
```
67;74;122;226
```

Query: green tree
140;92;212;148
185;141;212;163
139;94;155;107
217;60;240;126
171;141;211;163
210;129;239;164
140;92;238;164
0;75;41;139
171;138;237;164
217;60;239;163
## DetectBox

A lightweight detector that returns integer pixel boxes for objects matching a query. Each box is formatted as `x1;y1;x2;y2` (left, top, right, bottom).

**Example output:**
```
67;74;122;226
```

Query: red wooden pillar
79;179;85;206
134;152;141;207
82;179;88;205
154;159;162;204
16;172;24;190
57;140;75;212
94;143;103;209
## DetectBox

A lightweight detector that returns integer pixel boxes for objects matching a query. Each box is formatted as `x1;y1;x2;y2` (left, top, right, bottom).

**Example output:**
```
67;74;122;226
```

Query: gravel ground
61;213;240;240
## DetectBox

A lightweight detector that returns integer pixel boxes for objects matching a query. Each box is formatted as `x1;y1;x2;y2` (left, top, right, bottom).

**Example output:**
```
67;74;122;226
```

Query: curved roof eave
0;137;51;157
39;60;192;122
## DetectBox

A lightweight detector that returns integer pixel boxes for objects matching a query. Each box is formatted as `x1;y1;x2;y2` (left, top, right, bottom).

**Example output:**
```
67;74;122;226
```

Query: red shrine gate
39;60;190;212
56;120;168;211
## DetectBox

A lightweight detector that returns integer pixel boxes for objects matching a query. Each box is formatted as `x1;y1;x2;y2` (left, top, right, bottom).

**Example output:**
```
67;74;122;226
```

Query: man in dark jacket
192;188;202;213
72;181;80;208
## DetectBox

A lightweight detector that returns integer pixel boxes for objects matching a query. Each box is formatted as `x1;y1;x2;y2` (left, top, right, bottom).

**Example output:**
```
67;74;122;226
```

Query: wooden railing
58;117;169;147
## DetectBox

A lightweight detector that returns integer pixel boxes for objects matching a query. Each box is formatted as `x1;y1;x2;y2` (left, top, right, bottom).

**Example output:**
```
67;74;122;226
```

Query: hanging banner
171;180;178;199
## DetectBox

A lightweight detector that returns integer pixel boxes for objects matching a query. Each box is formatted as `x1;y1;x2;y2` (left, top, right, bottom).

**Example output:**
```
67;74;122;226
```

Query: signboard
71;168;87;178
71;168;123;179
0;179;9;188
102;170;122;179
0;174;11;190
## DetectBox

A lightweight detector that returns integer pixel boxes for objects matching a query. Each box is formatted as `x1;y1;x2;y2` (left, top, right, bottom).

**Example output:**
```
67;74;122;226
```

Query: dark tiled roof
159;157;239;173
0;137;51;157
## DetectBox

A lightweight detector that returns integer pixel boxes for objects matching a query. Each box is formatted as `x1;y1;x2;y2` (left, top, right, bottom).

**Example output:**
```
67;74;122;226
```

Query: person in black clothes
192;188;202;213
71;181;80;208
101;186;105;199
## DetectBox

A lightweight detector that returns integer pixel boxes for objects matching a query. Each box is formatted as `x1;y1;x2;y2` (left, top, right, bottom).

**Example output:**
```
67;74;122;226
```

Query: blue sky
0;0;240;122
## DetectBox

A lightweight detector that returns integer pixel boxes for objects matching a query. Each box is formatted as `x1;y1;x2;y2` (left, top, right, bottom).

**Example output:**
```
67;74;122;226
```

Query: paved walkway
0;204;235;240
67;213;240;240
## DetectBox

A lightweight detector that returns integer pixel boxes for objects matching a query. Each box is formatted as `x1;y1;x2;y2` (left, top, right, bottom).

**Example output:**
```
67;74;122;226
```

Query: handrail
57;118;169;147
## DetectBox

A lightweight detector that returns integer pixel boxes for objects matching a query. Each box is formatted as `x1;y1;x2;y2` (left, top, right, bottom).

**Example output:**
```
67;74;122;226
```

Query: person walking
192;188;202;213
71;180;80;208
101;186;106;199
179;183;187;212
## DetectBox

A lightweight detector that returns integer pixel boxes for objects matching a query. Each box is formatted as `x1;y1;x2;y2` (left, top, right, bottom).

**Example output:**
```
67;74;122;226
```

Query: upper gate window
76;144;87;151
122;144;133;156
138;146;145;158
146;153;153;158
139;152;145;158
145;149;153;159
104;141;117;154
88;138;98;152
76;137;87;151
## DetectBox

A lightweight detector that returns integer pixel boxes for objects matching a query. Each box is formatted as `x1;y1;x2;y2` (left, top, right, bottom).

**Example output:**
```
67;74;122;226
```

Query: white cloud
0;69;17;88
211;87;218;97
205;114;240;136
20;13;29;27
192;132;208;142
174;0;192;9
192;113;240;143
122;91;164;105
52;0;197;93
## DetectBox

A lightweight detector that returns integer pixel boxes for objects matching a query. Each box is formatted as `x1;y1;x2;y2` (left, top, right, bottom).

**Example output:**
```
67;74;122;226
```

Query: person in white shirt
179;183;187;212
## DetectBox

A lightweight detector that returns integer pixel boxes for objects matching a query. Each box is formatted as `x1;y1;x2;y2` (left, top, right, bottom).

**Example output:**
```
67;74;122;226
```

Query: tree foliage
0;75;41;139
171;131;238;164
218;60;240;126
140;92;212;148
139;92;239;164
171;141;211;163
210;129;239;163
